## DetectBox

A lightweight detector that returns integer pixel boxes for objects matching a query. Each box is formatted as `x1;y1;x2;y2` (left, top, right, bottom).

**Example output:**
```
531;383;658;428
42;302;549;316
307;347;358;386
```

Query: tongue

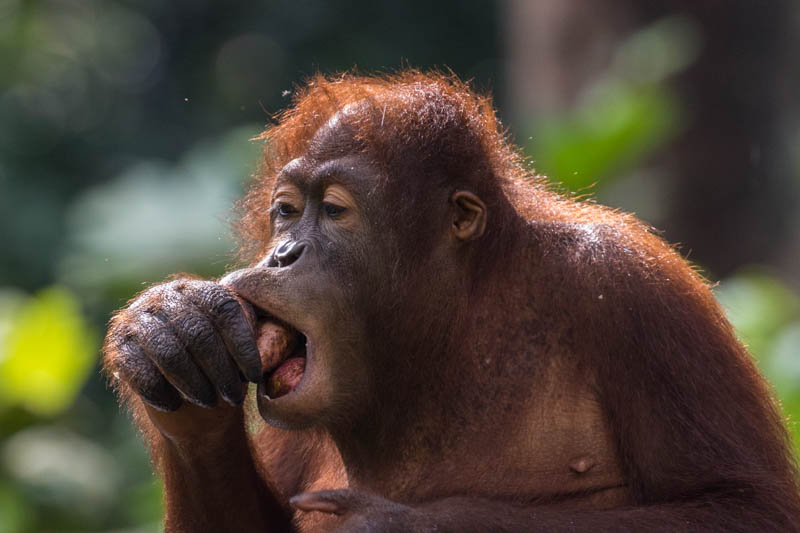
266;357;306;398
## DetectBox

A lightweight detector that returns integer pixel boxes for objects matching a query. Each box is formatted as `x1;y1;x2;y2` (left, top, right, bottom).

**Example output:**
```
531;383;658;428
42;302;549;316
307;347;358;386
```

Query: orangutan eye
322;202;346;218
277;203;299;217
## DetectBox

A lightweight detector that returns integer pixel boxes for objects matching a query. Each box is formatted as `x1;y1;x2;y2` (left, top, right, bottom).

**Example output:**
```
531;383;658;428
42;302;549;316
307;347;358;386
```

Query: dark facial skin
226;124;483;431
225;150;381;430
104;117;408;427
104;74;800;532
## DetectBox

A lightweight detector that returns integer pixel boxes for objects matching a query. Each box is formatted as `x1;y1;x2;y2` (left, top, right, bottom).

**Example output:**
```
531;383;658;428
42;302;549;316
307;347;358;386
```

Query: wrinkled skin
107;279;260;412
104;73;800;532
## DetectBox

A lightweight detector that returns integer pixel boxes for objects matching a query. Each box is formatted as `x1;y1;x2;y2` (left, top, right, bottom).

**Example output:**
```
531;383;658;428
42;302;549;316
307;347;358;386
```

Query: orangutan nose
268;239;307;268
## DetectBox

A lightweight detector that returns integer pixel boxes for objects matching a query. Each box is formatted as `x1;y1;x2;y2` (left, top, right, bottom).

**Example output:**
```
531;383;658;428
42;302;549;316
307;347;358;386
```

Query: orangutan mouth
254;314;308;399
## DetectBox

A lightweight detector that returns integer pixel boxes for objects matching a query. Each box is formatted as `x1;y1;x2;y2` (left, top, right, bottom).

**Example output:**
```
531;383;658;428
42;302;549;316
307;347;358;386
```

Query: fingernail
222;383;246;406
191;391;218;409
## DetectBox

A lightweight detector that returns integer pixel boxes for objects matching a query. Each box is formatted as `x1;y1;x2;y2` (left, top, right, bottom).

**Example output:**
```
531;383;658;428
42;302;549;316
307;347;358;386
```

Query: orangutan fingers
113;340;183;412
113;280;257;407
163;301;247;406
176;280;263;383
134;312;218;408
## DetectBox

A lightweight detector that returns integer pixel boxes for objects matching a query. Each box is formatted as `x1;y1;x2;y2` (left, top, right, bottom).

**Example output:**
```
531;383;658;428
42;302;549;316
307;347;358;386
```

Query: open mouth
253;308;308;400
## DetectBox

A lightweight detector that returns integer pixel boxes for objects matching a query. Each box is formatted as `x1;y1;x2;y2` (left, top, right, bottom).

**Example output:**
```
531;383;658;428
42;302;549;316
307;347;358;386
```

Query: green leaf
715;272;800;361
525;15;701;193
715;272;800;455
0;480;33;533
58;126;262;290
530;84;681;191
0;286;97;416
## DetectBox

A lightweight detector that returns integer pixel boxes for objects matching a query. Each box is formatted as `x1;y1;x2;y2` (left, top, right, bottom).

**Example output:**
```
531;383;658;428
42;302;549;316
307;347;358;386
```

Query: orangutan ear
450;190;487;241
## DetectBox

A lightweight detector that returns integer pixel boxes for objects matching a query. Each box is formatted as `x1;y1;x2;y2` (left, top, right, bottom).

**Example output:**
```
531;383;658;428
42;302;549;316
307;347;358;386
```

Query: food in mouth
256;320;307;399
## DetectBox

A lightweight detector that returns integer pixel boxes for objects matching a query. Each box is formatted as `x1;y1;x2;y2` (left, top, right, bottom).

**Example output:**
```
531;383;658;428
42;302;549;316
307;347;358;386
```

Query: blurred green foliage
528;16;700;191
0;287;95;416
0;285;163;532
716;272;800;448
59;126;261;291
531;84;679;191
0;2;798;532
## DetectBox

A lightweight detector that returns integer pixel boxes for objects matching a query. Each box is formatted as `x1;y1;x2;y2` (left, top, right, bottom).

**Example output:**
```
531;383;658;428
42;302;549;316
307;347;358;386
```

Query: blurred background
1;0;799;531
